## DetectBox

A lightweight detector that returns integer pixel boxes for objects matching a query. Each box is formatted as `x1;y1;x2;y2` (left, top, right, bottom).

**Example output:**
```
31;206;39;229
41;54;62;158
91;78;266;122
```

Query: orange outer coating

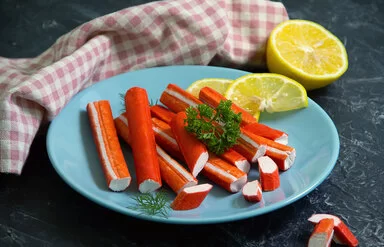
170;111;208;177
242;180;263;203
114;114;132;144
220;148;250;173
243;122;287;141
258;156;280;191
170;184;213;210
87;100;131;191
150;105;176;124
308;219;334;247
125;87;162;191
198;86;257;126
160;83;203;113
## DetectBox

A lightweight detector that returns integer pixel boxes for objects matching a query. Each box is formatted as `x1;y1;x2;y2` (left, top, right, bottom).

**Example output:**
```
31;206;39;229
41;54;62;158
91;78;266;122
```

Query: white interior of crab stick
184;183;213;193
258;156;278;173
235;160;251;173
139;179;161;193
267;146;296;170
308;230;334;247
164;88;199;107
274;134;288;145
308;214;342;226
192;151;209;177
205;162;247;192
242;180;262;197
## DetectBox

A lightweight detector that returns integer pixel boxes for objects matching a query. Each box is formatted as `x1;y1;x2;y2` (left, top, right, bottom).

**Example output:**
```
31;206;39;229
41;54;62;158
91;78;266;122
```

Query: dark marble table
1;0;383;246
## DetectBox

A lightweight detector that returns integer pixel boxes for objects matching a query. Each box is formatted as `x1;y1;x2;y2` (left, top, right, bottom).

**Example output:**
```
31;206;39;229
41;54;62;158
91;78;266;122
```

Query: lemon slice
224;73;308;113
267;20;348;90
186;78;233;98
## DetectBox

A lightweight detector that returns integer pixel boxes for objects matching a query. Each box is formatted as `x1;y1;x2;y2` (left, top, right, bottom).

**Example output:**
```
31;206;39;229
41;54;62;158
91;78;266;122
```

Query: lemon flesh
186;78;233;98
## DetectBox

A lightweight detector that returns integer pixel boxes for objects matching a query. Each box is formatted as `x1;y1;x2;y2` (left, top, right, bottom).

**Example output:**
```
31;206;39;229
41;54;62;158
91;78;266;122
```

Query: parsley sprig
185;100;242;155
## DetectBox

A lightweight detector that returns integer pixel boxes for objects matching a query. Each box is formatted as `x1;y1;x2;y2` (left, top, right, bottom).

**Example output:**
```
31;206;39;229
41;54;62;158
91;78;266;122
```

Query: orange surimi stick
307;219;335;247
202;155;247;193
233;131;267;163
170;111;209;177
242;180;263;202
170;183;213;210
220;149;251;173
242;128;295;170
125;87;162;193
156;145;198;194
160;83;202;113
87;100;131;192
114;113;131;144
243;122;289;145
308;214;359;247
199;86;257;126
258;156;280;191
150;105;175;124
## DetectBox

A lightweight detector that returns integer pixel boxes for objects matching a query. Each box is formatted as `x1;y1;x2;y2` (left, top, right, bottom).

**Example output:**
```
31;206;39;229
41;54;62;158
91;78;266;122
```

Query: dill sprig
119;92;158;113
127;190;170;218
185;100;242;155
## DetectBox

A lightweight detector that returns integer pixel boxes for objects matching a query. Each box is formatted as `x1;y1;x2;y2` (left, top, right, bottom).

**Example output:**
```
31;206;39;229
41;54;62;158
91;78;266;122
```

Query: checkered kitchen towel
0;0;288;174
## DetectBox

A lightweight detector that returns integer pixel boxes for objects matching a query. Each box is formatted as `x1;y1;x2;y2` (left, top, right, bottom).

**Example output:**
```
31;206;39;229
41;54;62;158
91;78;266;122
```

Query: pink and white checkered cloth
0;0;288;174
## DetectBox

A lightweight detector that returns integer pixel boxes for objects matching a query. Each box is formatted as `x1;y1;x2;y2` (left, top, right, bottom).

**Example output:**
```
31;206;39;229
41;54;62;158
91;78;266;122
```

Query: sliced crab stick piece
258;156;280;191
125;87;162;193
220;149;251;173
308;219;334;247
243;128;295;170
308;214;359;247
156;146;198;194
170;183;213;210
243;122;288;145
160;83;202;113
87;100;131;192
199;86;257;126
170;111;209;177
202;155;247;193
242;180;263;202
233;131;267;163
150;105;175;124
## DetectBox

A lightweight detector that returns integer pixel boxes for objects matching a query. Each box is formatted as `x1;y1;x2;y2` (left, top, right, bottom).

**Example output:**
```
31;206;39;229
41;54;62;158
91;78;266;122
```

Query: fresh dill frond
127;190;171;218
150;98;159;106
119;93;126;113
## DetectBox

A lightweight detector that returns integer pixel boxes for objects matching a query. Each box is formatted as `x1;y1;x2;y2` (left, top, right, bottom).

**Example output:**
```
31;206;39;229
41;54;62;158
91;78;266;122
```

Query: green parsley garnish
128;190;170;218
184;100;242;155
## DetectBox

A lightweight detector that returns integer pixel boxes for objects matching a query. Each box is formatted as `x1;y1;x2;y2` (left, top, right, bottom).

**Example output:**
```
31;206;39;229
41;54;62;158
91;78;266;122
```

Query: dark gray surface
1;0;383;246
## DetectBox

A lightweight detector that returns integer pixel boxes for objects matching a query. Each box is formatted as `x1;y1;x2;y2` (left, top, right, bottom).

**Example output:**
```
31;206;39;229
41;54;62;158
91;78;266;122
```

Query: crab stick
308;214;359;247
199;86;257;126
233;131;267;163
125;87;162;193
242;180;263;202
242;128;295;170
150;105;175;124
170;111;209;177
308;219;334;247
156;146;198;194
202;155;247;193
160;83;202;113
220;149;251;173
87;100;131;192
170;183;213;210
243;122;288;145
258;156;280;191
114;113;132;144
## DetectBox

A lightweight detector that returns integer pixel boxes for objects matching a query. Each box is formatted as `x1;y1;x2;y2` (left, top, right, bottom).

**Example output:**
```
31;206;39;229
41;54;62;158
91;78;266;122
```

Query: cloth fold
0;0;288;174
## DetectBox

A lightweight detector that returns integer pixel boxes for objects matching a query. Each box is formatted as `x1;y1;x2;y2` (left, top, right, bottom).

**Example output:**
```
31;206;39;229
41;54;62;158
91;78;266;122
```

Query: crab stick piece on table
87;100;131;192
160;83;202;113
198;86;257;126
125;87;162;193
170;183;213;210
170;111;208;177
258;156;280;191
242;180;263;202
307;219;334;247
150;105;175;124
243;122;288;145
202;155;247;193
308;214;359;247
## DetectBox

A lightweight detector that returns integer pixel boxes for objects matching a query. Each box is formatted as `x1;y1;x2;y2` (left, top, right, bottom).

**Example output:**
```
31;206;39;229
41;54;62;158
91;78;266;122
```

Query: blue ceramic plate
47;65;339;224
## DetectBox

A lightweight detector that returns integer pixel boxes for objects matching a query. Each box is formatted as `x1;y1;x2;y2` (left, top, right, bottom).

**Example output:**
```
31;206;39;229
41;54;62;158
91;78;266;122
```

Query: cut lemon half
267;19;348;90
224;73;308;113
186;78;233;98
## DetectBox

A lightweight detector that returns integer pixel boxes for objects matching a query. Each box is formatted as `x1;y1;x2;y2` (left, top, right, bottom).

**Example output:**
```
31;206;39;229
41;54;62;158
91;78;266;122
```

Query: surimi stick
242;128;295;170
87;100;131;192
160;83;202;113
170;111;209;177
233;131;267;163
258;156;280;191
150;105;175;124
202;155;247;193
198;86;257;126
308;214;359;247
308;219;334;247
156;146;198;194
243;122;288;145
170;183;213;210
114;113;132;144
220;149;251;173
242;180;263;202
125;87;162;193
